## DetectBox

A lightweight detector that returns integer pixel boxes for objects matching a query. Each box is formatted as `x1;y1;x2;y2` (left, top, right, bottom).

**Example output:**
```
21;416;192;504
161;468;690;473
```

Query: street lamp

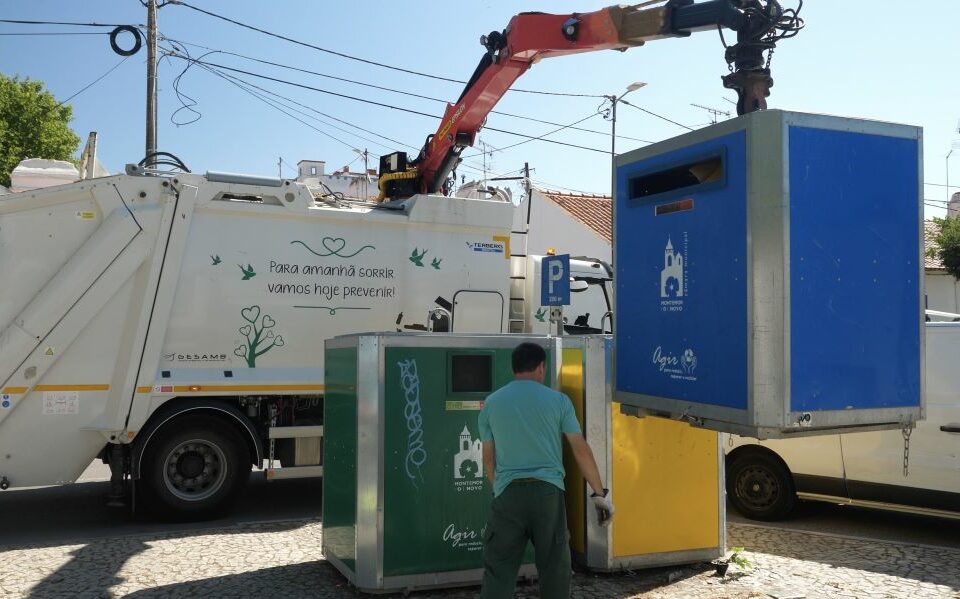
608;81;647;158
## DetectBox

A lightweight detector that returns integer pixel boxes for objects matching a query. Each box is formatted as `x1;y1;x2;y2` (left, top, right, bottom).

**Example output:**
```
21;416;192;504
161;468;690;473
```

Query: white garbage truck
0;168;611;517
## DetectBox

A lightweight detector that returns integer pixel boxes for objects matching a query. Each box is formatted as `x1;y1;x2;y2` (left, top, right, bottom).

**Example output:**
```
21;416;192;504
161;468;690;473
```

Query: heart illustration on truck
261;315;276;329
241;306;260;323
322;237;347;254
239;325;252;337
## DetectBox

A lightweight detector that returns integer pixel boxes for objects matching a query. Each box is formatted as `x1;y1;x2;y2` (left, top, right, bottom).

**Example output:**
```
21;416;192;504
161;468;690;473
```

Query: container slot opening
629;154;723;201
450;354;493;393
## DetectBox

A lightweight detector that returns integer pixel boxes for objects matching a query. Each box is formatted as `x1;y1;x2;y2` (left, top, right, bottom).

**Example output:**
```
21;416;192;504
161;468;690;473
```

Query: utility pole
607;82;646;158
278;157;283;179
608;95;618;158
478;140;492;186
362;148;370;200
524;162;533;230
145;0;158;166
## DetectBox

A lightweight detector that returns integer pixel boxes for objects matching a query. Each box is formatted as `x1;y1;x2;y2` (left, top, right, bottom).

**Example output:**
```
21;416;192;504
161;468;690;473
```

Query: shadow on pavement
116;560;710;599
731;521;960;592
0;475;323;551
121;561;348;599
0;475;323;598
20;519;316;599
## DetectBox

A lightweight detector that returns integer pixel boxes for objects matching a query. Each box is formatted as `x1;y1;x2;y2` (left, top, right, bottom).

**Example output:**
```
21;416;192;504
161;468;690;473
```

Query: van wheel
727;451;796;521
141;415;250;520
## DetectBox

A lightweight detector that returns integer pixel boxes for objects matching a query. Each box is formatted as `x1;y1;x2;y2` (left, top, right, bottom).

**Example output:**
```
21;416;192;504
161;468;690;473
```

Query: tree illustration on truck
234;305;284;368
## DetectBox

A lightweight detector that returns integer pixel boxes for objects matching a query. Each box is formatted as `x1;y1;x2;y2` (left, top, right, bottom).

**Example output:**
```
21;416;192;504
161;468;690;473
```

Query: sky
1;1;958;216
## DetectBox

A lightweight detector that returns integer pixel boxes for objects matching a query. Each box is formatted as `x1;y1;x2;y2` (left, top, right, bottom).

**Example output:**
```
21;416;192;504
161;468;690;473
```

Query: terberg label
465;240;505;254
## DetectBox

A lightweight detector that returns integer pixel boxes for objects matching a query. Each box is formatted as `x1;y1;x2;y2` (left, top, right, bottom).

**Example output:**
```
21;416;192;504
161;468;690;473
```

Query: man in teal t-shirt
478;342;614;599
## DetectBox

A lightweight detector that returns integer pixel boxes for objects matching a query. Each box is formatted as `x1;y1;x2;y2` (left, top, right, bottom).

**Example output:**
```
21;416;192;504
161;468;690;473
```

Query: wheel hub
177;452;205;479
163;439;228;502
737;465;779;510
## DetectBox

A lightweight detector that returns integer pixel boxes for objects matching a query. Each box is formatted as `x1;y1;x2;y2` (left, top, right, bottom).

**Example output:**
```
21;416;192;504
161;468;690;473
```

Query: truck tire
727;451;796;521
140;415;251;520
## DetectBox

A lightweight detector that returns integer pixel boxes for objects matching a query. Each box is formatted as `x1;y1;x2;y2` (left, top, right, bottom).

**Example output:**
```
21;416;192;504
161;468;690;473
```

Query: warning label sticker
42;391;79;415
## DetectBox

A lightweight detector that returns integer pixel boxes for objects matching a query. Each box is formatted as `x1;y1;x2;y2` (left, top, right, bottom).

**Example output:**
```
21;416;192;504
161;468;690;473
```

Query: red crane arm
415;4;674;195
375;0;793;200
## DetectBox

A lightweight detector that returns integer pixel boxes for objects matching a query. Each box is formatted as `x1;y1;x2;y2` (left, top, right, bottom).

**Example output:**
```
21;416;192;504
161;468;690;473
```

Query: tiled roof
536;191;946;271
536;188;612;243
925;220;944;270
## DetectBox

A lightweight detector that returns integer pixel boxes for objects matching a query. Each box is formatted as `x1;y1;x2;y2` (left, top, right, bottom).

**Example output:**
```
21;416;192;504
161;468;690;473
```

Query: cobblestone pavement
1;520;958;598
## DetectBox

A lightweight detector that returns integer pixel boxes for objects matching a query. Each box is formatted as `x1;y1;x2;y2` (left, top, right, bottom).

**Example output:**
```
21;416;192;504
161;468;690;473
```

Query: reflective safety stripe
35;384;110;392
3;385;109;393
137;384;325;394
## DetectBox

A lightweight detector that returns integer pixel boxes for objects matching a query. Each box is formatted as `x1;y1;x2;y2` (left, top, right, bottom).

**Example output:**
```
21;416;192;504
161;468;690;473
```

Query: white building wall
926;271;960;315
515;190;611;263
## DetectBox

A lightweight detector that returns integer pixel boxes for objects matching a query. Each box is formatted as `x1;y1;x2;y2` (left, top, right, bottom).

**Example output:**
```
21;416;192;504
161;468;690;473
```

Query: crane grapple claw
722;68;773;116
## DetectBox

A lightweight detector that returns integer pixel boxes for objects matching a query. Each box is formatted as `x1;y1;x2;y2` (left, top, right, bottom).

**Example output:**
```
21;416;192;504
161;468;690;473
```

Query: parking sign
541;254;570;306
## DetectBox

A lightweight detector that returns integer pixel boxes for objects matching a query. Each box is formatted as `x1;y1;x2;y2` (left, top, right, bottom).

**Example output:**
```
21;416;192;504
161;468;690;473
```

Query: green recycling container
323;333;555;593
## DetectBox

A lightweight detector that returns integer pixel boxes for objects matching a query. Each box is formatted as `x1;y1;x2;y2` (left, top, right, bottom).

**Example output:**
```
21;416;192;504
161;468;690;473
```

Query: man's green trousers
480;479;571;599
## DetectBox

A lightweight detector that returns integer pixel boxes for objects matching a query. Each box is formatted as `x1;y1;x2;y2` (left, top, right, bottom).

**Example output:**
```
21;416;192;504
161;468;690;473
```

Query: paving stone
1;520;959;598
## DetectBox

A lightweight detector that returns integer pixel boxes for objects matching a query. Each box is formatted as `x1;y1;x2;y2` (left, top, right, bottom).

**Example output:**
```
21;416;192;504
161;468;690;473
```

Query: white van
725;321;960;520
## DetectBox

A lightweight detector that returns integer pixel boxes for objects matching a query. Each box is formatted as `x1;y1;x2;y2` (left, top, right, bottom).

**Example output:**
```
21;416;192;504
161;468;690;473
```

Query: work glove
591;488;614;527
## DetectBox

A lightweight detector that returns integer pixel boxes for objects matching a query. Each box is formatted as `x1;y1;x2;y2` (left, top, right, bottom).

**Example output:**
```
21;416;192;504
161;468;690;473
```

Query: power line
482;126;607;154
0;31;109;36
620;98;695;131
163;53;609;154
162;43;415;150
187;59;364;152
57;55;131;106
531;178;606;196
0;18;131;28
205;63;522;188
210;68;392;155
463;112;603;158
170;1;605;98
159;36;654;144
163;46;504;179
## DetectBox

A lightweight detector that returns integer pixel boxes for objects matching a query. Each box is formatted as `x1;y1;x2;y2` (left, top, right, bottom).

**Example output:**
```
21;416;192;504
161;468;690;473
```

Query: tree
927;216;960;281
0;74;80;188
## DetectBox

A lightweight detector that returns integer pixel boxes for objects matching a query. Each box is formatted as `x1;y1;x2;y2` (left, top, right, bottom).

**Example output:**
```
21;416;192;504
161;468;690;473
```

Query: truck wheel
141;415;250;520
727;451;796;521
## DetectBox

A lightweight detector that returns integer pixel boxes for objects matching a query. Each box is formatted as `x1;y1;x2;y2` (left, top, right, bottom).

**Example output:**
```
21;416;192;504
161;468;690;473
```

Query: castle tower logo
454;425;483;480
660;236;685;299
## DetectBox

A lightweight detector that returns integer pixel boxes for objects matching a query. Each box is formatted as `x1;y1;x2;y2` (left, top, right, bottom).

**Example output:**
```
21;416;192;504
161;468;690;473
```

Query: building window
310;166;317;175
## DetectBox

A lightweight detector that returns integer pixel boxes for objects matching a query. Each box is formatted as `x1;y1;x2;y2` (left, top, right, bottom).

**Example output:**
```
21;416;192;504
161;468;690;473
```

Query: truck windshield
564;279;611;334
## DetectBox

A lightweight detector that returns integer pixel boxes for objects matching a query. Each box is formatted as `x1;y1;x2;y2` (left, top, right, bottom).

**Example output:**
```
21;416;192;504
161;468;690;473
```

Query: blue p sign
541;254;570;306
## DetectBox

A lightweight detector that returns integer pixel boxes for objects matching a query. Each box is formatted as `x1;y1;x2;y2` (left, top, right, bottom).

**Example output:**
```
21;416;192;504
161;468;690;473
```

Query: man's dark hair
512;342;546;374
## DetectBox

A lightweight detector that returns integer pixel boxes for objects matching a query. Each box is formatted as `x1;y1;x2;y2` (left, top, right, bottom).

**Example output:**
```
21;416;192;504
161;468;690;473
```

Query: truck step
265;465;324;480
267;425;324;439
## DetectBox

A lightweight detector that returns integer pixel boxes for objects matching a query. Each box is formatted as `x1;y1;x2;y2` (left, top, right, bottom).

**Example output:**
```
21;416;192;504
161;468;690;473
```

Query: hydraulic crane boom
378;0;802;201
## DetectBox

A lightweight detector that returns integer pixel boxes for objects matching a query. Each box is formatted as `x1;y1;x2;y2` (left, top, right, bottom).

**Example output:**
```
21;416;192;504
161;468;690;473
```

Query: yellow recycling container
561;335;725;570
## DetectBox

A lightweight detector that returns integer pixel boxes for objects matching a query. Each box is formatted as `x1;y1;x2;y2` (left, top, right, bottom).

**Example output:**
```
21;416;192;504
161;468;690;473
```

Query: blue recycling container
613;110;923;438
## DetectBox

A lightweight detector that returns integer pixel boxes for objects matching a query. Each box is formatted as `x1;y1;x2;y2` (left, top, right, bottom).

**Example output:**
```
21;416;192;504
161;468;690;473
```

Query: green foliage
927;217;960;281
0;74;80;188
729;546;752;570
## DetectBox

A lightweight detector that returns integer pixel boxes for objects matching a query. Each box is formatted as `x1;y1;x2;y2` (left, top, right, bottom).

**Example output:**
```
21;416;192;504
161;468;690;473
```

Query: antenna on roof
690;103;731;125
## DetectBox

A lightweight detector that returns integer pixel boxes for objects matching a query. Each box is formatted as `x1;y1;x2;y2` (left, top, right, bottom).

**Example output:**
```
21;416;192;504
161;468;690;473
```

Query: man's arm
564;433;604;495
482;440;496;487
